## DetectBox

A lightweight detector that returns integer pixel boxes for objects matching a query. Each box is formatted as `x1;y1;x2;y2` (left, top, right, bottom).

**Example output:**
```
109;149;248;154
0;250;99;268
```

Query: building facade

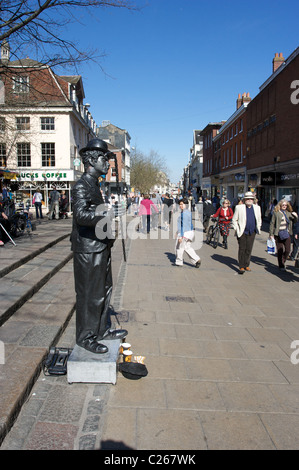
97;121;131;193
199;47;299;214
189;130;203;200
0;49;97;210
246;48;299;214
215;93;250;202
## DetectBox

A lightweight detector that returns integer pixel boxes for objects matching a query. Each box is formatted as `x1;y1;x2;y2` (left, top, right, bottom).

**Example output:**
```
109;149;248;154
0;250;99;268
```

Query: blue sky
63;0;299;184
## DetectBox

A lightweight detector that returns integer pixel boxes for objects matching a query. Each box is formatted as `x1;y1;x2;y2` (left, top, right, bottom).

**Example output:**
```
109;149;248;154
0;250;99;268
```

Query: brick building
246;47;299;213
200;122;223;196
200;46;299;213
214;93;251;202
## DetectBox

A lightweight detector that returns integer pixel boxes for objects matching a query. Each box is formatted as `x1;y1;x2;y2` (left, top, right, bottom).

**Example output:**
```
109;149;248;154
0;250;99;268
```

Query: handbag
278;211;290;240
278;229;289;240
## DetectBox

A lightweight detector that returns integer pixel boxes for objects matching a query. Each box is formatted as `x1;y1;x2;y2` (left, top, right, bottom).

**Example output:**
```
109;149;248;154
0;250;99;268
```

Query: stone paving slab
2;219;299;450
0;219;72;278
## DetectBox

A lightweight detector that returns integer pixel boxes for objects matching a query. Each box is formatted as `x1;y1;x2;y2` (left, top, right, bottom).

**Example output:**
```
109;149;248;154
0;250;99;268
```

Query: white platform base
67;339;121;384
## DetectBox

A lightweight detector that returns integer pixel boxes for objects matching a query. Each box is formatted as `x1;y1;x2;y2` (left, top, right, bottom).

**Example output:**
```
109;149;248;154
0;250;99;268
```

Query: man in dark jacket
71;138;127;354
203;197;214;232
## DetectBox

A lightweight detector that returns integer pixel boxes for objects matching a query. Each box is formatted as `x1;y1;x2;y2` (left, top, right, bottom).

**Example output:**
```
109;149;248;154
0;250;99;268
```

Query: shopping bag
267;238;276;254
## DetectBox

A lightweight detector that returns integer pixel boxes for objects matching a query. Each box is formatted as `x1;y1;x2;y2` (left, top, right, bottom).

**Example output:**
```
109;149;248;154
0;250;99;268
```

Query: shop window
41;117;55;131
16;116;30;131
41;142;55;167
0;143;6;166
17;142;31;167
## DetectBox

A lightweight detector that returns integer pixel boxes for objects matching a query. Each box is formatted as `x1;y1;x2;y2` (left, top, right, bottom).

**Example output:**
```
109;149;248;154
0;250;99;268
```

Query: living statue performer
71;138;127;354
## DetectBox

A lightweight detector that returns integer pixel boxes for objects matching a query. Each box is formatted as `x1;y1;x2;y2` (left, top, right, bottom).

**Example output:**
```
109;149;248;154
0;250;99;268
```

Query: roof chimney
237;92;251;110
272;52;284;73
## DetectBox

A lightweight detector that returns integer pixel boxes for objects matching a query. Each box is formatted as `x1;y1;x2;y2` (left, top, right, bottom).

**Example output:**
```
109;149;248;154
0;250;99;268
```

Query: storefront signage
17;170;74;181
261;170;299;186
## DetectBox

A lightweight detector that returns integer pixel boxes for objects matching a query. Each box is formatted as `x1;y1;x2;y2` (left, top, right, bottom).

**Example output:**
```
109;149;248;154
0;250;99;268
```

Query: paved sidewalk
2;218;299;450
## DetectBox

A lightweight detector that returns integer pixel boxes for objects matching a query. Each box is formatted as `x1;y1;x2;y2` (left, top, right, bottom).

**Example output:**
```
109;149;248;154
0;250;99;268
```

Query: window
0;143;6;166
0;117;5;132
41;117;55;131
240;141;243;163
235;142;238;164
41;143;55;166
17;143;31;166
16;117;30;131
13;76;29;93
239;119;243;132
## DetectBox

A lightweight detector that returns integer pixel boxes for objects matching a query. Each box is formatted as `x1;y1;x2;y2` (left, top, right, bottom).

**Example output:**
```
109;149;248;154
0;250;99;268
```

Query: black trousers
237;232;256;268
73;249;112;346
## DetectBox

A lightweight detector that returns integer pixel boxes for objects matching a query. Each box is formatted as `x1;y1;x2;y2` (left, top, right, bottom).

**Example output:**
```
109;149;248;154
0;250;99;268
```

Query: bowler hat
118;362;148;380
79;138;108;156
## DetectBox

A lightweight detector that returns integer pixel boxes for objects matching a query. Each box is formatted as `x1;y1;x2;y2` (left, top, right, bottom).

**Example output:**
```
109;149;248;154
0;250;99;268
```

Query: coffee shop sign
17;171;71;181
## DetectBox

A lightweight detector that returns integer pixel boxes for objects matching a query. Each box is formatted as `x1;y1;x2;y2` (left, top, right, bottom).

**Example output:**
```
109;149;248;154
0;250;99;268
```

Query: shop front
221;171;246;203
256;167;299;216
14;169;83;211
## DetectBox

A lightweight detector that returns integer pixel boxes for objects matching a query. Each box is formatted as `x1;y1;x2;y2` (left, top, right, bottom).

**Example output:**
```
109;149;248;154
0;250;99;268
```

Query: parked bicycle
3;200;34;239
206;217;220;249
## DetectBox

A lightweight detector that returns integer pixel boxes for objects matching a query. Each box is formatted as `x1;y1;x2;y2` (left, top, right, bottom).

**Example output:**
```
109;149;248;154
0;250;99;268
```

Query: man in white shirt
33;190;43;219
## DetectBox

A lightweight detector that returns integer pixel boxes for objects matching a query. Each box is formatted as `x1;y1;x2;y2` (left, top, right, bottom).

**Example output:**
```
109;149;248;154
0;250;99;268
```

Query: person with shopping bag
269;199;298;271
175;198;201;268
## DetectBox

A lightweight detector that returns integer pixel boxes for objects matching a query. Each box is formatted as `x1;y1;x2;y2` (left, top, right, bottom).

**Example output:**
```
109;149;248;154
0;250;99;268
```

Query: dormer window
13;76;29;93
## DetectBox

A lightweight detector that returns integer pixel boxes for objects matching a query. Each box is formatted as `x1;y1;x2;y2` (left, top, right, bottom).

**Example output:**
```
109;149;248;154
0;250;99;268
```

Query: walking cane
0;222;16;246
108;152;127;262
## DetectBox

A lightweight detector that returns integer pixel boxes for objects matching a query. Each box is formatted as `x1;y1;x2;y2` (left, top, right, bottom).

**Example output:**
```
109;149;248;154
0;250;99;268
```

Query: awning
0;168;18;179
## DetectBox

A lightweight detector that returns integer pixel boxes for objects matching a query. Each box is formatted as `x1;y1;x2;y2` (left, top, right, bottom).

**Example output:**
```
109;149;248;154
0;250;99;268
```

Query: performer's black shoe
80;336;108;354
98;328;128;341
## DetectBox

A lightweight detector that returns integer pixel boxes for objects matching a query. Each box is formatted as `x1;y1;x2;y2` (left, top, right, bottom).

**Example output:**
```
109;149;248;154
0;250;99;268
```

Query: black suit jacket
71;173;113;253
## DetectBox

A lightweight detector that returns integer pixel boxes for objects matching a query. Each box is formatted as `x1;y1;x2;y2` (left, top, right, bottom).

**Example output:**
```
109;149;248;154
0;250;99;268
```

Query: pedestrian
203;196;214;233
269;199;298;271
290;217;299;261
59;191;68;218
231;191;262;274
138;194;158;233
32;189;43;219
71;138;127;354
175;198;201;268
48;186;60;220
211;198;233;249
163;193;173;230
0;205;9;246
151;193;161;230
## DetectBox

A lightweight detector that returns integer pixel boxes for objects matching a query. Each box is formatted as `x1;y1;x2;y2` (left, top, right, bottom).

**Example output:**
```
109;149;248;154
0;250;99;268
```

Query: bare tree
130;147;169;194
0;0;137;70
